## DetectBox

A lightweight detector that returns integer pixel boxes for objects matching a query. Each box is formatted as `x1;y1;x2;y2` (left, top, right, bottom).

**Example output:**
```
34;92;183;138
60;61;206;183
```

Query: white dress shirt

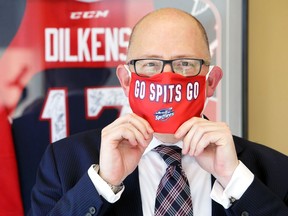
88;136;254;215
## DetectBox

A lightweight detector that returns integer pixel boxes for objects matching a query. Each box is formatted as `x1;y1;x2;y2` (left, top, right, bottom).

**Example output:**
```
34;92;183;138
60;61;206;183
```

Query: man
29;8;288;215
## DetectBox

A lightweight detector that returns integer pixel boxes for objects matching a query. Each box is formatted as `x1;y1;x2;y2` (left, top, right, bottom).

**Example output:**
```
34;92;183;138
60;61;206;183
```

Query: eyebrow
133;54;202;59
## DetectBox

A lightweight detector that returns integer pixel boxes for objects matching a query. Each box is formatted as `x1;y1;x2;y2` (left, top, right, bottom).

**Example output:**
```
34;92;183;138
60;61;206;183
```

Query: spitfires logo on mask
154;107;174;121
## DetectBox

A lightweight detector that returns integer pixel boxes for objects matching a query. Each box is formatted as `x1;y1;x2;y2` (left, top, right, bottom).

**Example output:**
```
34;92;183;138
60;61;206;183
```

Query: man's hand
175;117;239;188
99;113;154;186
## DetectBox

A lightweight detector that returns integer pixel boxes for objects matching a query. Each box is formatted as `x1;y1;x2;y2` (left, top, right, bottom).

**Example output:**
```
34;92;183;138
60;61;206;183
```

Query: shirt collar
143;136;183;156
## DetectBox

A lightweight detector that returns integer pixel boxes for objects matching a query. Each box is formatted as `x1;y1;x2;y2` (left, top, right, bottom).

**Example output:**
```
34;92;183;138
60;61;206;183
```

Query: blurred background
248;0;288;155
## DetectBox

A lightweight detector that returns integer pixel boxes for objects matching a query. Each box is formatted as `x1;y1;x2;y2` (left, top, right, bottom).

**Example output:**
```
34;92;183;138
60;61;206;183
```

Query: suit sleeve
29;144;109;216
226;176;288;216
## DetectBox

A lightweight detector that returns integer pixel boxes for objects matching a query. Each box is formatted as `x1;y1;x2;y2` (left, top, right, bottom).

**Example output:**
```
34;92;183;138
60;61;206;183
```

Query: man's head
127;8;211;65
116;8;223;140
117;7;222;98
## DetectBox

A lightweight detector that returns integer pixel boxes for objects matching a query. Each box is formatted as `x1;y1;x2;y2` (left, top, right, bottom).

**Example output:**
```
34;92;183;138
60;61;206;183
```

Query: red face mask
128;71;206;133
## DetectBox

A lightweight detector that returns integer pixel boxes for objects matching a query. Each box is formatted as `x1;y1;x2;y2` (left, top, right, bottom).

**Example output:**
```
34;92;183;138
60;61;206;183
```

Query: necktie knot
154;145;182;167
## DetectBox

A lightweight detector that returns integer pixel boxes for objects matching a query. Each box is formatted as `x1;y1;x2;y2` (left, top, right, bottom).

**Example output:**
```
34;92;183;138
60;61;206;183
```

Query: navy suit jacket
29;129;288;216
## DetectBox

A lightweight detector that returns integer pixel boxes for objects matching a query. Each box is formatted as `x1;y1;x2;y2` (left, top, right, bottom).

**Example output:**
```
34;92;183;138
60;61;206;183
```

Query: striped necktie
154;145;193;216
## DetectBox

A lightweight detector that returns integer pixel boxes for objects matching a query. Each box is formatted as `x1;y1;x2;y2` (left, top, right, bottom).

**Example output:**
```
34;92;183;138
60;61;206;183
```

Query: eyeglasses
127;58;209;77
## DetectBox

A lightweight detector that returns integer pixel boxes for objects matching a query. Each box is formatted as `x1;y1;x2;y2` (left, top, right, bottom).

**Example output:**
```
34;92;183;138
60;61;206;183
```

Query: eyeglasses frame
127;58;210;77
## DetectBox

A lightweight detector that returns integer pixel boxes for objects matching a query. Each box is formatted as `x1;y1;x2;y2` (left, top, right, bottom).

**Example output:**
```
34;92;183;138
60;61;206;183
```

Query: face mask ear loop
123;64;132;78
202;65;214;116
206;65;214;81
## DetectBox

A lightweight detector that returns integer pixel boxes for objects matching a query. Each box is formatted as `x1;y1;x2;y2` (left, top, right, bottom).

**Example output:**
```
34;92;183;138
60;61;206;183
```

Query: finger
182;120;225;156
193;131;219;156
103;123;150;148
127;113;154;138
107;113;153;138
192;123;232;156
175;117;203;139
122;123;151;147
181;118;211;155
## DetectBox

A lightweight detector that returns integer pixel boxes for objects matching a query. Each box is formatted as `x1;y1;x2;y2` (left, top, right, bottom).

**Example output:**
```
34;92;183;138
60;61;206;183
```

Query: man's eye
181;61;189;66
145;62;156;67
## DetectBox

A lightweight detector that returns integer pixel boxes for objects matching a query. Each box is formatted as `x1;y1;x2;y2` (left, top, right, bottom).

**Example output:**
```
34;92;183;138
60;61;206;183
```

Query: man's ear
116;64;130;97
206;66;223;97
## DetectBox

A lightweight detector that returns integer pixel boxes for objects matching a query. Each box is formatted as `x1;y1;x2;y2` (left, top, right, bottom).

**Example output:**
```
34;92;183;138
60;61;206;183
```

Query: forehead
127;12;209;60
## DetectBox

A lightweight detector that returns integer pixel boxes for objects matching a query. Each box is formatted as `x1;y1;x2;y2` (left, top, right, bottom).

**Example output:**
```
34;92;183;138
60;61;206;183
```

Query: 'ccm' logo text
70;10;109;19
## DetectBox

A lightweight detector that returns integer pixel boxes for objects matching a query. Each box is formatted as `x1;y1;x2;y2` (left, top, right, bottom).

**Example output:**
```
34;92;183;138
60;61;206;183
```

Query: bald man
29;8;288;216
